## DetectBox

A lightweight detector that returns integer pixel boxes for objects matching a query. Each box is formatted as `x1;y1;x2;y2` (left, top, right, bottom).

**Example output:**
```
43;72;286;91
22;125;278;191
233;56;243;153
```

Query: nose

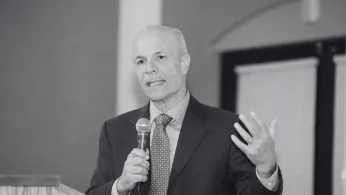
145;60;158;73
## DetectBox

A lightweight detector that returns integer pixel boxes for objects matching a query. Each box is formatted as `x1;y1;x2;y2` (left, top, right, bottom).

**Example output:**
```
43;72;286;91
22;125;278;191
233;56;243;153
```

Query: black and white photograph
0;0;345;195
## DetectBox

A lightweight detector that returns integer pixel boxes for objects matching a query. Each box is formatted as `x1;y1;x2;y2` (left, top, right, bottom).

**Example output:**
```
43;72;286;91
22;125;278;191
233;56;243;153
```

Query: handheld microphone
136;118;151;150
135;118;151;195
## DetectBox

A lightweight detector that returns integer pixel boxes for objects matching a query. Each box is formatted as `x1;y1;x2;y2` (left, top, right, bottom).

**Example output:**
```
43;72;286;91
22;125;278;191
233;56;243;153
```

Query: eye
136;59;145;65
157;55;167;60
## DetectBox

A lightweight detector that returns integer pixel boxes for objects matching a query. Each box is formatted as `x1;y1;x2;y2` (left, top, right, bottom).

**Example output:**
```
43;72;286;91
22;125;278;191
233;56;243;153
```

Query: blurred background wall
0;0;118;191
162;0;345;107
214;0;345;50
0;0;345;194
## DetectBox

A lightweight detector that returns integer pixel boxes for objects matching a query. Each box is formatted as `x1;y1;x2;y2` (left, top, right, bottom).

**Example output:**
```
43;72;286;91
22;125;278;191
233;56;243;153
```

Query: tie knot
154;114;172;127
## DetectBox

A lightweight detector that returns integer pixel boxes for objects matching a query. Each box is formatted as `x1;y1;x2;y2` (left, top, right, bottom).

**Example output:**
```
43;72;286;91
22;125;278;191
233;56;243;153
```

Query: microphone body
137;131;150;151
135;118;151;195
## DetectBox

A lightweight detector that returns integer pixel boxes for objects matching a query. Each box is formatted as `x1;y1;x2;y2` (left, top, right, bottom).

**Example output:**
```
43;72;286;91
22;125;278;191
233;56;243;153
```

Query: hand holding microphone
116;119;151;195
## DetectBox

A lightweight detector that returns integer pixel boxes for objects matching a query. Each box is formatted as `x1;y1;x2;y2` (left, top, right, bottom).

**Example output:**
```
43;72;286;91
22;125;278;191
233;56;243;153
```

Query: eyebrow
134;51;165;60
154;51;164;55
134;56;145;61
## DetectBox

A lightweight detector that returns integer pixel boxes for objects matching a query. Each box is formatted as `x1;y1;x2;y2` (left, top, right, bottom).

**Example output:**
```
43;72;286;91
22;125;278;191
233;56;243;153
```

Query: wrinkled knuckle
131;148;137;154
137;166;144;173
140;150;147;156
134;157;141;164
131;158;139;165
134;158;141;165
134;148;142;155
140;158;148;165
136;150;144;156
136;157;143;163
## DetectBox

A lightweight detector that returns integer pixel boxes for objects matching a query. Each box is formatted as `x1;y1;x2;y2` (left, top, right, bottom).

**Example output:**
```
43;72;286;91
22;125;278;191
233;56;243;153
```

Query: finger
130;166;149;176
269;118;278;140
133;175;148;183
250;112;268;134
127;175;148;184
129;157;150;169
230;135;249;154
239;114;258;136
234;122;252;143
128;148;147;159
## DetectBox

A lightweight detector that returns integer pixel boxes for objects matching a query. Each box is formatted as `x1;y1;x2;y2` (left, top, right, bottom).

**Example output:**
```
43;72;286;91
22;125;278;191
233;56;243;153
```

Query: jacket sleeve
86;121;117;195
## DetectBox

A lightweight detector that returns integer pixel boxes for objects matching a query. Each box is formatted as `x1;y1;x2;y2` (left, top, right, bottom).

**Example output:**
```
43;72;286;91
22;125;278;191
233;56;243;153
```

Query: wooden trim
0;175;60;186
56;184;85;195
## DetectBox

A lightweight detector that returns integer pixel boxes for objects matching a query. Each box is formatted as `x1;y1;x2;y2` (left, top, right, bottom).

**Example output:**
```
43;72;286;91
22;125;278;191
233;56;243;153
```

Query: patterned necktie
149;114;173;195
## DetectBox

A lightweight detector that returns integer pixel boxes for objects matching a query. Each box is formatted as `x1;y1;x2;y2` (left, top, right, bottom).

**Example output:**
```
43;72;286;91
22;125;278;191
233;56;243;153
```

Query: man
86;25;283;195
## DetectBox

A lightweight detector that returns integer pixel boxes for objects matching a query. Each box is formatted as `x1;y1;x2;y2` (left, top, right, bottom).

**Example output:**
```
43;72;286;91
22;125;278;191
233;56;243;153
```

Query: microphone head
136;118;151;133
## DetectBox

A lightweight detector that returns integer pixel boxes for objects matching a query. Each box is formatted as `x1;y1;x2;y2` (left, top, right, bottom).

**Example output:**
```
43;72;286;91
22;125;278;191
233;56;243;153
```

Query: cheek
135;67;144;82
166;70;184;87
165;61;183;76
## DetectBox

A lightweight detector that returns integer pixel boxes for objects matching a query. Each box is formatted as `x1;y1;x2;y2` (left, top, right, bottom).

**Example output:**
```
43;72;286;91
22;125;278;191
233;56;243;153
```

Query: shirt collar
149;91;190;125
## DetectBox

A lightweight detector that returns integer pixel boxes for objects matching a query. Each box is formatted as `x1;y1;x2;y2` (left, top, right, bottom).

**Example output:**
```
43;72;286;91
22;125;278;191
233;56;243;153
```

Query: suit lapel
130;97;208;190
130;102;150;126
169;96;208;184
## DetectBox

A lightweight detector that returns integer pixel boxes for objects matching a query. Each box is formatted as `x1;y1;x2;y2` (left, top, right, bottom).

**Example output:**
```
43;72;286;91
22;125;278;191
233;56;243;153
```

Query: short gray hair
139;25;188;55
172;28;188;54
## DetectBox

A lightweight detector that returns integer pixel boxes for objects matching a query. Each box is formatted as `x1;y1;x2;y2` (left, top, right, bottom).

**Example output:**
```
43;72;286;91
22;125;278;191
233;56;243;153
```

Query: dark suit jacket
86;96;283;195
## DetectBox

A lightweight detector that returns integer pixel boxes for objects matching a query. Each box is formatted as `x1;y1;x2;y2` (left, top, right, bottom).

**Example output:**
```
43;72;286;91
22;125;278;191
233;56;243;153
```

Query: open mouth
146;80;165;87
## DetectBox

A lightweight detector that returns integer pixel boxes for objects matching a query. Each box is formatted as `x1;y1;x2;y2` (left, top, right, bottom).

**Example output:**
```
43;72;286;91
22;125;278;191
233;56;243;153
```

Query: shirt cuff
256;166;279;191
111;178;120;195
112;178;133;195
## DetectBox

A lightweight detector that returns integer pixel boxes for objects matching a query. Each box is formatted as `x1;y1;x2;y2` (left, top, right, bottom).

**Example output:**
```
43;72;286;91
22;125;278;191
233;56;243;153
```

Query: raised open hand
230;112;278;177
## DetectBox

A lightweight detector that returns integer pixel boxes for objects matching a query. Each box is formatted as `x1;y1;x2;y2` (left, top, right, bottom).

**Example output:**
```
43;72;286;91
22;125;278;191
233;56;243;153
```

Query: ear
181;53;190;75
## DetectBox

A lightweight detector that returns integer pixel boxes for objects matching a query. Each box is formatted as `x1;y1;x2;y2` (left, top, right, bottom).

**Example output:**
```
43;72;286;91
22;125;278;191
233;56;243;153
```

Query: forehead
133;30;180;58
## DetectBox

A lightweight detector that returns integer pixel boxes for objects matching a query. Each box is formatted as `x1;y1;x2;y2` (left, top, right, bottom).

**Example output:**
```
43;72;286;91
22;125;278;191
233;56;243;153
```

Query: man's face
133;30;186;101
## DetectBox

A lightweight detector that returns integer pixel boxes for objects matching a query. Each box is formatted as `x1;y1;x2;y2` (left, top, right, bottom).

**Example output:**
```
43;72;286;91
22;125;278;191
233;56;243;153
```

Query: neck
152;85;187;113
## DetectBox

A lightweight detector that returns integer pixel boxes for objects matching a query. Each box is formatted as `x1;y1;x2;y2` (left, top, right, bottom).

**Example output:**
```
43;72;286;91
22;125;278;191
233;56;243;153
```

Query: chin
145;91;167;101
147;94;166;101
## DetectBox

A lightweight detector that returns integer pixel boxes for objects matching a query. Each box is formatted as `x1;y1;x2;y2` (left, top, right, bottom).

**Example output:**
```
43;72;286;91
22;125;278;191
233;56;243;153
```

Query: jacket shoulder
104;107;142;129
200;103;239;123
